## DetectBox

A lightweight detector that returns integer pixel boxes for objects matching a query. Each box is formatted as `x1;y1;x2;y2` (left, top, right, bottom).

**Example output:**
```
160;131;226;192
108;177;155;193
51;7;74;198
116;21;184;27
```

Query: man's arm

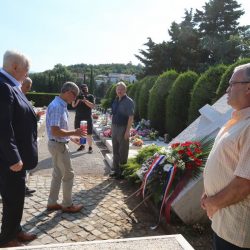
0;83;22;169
202;176;250;218
82;98;95;109
124;115;133;140
51;126;84;137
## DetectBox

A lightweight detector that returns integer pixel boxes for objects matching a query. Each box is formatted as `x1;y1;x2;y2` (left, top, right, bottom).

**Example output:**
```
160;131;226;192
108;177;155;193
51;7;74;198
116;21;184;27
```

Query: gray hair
3;50;30;70
234;63;250;82
116;81;127;90
23;77;32;85
61;81;79;95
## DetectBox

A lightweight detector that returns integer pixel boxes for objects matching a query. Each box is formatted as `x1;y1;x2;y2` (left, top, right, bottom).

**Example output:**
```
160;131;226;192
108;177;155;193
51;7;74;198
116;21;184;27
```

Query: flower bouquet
123;137;214;225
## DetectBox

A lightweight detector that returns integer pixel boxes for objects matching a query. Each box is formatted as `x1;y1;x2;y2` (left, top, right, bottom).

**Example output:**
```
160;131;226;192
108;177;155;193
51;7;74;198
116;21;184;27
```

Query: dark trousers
213;231;250;250
111;124;129;175
0;167;25;244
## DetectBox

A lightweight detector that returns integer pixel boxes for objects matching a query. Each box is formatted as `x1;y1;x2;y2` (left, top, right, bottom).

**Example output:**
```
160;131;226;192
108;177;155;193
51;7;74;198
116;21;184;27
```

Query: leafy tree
188;64;227;123
148;70;178;135
166;71;198;137
135;38;169;77
194;0;250;65
168;10;202;72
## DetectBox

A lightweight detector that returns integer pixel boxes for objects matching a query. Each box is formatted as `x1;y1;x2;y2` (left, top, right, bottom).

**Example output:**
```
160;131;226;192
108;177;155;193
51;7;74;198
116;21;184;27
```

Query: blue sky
0;0;249;72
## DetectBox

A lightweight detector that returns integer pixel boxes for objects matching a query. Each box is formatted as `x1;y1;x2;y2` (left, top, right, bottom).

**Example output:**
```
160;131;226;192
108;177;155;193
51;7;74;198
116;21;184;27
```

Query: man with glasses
201;63;250;249
46;82;85;213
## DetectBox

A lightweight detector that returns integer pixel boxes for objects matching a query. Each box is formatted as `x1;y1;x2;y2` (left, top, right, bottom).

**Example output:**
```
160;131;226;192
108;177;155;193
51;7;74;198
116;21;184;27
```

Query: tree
135;38;169;77
168;10;202;72
194;0;250;65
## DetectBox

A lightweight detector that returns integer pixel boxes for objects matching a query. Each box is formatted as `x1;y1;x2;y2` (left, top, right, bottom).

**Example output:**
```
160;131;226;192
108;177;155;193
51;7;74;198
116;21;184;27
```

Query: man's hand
200;194;219;219
10;160;23;172
74;128;87;137
36;110;45;117
70;136;81;145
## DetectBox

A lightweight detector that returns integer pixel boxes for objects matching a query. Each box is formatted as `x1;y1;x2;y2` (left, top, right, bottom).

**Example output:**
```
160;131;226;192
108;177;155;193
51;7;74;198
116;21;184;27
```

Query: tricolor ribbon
151;163;177;229
141;155;166;199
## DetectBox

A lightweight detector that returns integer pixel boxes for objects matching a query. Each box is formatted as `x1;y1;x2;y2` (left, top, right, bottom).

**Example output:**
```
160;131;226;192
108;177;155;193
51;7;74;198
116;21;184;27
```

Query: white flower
163;164;173;172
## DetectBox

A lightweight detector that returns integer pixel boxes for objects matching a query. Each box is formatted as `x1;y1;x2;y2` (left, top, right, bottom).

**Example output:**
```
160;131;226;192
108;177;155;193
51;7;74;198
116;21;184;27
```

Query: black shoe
88;147;93;153
25;186;36;195
77;145;85;151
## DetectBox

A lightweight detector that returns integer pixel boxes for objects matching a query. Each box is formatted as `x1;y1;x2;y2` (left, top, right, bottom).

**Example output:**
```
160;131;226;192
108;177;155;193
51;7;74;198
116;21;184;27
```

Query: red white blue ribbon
151;163;177;229
141;155;166;199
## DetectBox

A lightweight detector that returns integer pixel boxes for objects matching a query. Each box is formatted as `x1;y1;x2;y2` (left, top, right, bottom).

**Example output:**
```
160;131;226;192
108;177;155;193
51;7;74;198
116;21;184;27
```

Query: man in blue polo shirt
110;82;134;179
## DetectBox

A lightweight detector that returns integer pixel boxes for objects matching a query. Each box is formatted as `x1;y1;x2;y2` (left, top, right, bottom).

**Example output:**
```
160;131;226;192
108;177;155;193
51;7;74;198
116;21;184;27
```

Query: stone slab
13;235;194;250
171;94;232;224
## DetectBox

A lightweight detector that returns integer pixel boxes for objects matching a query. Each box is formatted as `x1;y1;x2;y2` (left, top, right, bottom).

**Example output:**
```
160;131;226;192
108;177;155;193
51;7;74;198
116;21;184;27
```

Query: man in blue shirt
46;82;85;213
110;82;134;179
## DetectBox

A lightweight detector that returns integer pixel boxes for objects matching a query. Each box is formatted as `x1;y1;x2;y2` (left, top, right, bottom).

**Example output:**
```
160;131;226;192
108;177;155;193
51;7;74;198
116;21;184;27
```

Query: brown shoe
0;239;24;247
62;204;83;213
47;203;62;211
17;231;37;242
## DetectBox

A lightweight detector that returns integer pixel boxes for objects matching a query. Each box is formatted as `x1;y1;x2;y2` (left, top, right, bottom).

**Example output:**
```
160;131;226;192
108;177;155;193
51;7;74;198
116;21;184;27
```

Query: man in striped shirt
201;63;250;249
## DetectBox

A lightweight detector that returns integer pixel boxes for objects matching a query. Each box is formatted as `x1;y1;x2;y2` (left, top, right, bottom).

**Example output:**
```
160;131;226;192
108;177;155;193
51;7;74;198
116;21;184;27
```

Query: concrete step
13;235;194;250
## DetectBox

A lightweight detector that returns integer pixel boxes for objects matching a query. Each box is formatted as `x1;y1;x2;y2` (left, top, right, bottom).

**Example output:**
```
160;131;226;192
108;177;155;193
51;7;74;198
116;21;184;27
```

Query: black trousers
0;167;25;244
213;231;250;250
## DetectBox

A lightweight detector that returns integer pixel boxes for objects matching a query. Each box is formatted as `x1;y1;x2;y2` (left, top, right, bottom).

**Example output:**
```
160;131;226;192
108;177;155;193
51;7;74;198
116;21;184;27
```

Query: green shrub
148;70;178;135
133;78;146;121
26;92;58;107
127;82;138;100
188;64;227;124
138;76;157;119
104;84;115;99
166;71;199;138
216;58;250;99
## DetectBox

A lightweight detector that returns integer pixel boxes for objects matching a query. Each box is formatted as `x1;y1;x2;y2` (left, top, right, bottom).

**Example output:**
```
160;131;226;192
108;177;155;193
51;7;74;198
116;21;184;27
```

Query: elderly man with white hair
0;50;38;247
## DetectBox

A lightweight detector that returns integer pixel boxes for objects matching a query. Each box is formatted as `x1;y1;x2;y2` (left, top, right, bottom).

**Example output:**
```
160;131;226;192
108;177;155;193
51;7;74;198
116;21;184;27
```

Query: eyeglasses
229;81;250;87
229;81;250;85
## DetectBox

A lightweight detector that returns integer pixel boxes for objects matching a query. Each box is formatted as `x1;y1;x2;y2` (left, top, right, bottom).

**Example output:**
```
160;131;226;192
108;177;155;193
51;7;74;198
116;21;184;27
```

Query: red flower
178;150;185;155
186;162;193;169
195;159;202;166
171;143;180;148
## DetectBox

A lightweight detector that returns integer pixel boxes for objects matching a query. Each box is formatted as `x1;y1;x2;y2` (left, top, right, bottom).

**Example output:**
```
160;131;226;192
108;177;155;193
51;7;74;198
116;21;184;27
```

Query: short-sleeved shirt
112;95;134;126
203;107;250;248
75;93;95;119
46;96;69;143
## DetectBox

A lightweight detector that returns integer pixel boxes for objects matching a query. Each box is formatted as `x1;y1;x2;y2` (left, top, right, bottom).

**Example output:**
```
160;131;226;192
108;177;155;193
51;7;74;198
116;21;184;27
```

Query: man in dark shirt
72;84;95;153
110;82;134;179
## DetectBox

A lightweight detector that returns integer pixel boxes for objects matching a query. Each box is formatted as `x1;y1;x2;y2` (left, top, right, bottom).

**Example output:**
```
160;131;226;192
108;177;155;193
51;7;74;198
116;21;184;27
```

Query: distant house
95;73;136;85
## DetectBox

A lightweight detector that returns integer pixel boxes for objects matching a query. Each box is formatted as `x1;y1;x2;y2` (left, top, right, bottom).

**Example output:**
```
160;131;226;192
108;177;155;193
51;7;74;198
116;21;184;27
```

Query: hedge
148;70;178;135
26;92;58;107
188;64;227;124
138;76;157;119
215;58;250;99
165;71;199;138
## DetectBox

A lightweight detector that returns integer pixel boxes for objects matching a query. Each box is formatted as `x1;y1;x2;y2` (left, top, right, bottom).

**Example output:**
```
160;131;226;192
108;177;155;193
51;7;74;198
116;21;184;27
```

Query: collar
0;68;21;88
55;96;68;107
117;94;127;102
232;107;250;121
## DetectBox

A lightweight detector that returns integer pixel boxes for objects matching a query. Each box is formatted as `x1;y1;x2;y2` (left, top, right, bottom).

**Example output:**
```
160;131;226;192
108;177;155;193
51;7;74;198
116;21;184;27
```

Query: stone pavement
0;110;167;247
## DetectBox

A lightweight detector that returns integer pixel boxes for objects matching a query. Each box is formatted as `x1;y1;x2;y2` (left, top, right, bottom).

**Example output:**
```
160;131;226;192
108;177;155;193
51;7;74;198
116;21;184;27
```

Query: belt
49;139;69;144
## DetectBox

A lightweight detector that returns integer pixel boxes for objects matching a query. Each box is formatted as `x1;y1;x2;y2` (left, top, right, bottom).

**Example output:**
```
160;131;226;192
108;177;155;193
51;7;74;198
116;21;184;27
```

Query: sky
0;0;249;72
